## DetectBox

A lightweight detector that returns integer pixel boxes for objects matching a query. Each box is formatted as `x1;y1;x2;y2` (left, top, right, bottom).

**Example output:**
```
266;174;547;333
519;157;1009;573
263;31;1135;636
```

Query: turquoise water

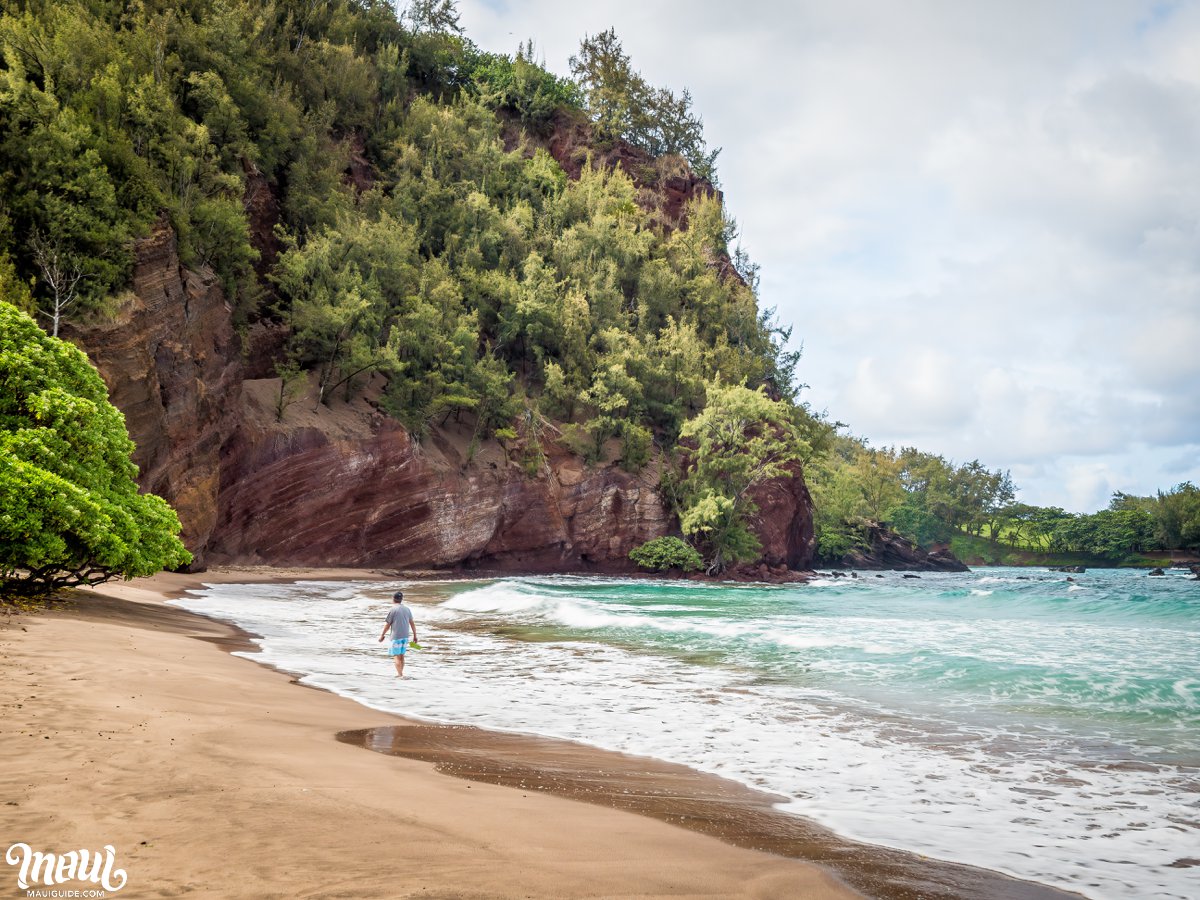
178;567;1200;899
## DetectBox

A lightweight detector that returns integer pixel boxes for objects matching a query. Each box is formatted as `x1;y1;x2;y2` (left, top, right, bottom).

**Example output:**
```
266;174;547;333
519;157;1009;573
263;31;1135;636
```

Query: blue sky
458;0;1200;512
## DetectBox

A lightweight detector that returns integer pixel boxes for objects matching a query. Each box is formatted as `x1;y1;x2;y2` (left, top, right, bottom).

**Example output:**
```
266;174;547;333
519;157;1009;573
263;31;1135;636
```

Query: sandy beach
0;569;859;899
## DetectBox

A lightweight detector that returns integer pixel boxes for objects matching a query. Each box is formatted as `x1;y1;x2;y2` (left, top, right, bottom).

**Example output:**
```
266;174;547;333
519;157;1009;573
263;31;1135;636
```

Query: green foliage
675;383;809;573
629;536;702;573
470;41;582;128
618;420;652;473
952;485;1199;564
806;435;1016;560
888;495;954;548
809;420;1199;563
0;302;191;598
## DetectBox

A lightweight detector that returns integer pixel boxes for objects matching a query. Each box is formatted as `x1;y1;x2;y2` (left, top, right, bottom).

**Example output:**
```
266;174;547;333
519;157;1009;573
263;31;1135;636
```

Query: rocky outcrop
835;523;969;572
242;160;282;284
63;221;244;565
749;461;817;569
207;381;669;569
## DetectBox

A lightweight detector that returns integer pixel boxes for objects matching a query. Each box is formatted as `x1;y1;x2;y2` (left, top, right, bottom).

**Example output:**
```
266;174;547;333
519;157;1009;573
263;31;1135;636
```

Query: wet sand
340;725;1077;900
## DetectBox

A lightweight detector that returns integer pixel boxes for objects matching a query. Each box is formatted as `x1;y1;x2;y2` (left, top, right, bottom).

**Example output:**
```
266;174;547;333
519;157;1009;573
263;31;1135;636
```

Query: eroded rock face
749;461;817;569
64;222;243;565
207;385;672;571
208;393;816;573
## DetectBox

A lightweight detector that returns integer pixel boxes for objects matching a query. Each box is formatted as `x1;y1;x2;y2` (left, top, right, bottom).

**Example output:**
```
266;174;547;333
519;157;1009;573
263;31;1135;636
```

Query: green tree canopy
0;301;191;598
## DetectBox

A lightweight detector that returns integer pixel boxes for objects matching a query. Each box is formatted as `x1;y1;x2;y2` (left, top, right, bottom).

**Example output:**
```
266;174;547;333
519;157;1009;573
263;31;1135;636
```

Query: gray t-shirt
386;604;415;641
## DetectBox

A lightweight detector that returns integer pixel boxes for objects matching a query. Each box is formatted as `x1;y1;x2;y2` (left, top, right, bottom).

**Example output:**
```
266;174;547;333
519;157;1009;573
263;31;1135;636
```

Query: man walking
378;591;418;677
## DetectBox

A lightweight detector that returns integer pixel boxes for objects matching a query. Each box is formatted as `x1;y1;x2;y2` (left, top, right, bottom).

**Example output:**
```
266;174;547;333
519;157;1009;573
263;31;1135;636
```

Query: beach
0;570;859;899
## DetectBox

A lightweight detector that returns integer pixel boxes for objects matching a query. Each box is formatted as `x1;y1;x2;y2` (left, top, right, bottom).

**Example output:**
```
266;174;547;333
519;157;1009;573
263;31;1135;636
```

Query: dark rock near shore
1050;565;1087;573
1149;567;1166;576
834;523;969;572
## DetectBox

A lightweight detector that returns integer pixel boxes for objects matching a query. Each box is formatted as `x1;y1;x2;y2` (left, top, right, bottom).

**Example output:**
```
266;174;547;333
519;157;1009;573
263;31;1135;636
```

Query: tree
1156;483;1200;550
0;302;191;599
28;231;87;337
850;446;905;521
568;28;719;181
569;28;637;143
403;0;462;35
675;382;809;573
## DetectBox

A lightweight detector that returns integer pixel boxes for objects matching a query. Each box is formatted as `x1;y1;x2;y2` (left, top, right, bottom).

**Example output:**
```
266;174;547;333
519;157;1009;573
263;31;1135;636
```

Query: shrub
629;536;702;572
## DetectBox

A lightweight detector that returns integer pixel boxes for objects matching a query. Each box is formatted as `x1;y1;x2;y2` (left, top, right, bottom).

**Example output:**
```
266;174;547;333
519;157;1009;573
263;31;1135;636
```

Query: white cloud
459;0;1200;511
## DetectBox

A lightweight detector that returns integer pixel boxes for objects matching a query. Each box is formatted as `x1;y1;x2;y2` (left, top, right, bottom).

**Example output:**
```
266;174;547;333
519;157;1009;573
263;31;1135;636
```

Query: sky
457;0;1200;512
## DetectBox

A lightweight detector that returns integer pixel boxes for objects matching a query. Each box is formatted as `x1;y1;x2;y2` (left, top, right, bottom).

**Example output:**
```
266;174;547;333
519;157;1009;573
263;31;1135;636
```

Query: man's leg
393;649;405;677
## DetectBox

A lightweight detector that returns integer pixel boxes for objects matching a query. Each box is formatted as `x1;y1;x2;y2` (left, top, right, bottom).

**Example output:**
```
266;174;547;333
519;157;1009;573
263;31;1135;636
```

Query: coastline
2;569;1077;899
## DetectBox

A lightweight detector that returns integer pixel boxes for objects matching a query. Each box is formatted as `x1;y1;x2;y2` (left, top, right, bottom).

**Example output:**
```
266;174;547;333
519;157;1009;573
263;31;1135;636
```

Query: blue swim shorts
389;638;408;657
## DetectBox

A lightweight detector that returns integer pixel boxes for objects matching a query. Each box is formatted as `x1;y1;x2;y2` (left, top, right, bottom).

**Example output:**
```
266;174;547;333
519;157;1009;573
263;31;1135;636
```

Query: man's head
393;591;404;604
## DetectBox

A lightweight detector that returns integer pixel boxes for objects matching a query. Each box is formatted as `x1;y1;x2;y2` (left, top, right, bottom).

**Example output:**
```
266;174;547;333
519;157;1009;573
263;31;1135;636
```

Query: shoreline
3;568;1079;899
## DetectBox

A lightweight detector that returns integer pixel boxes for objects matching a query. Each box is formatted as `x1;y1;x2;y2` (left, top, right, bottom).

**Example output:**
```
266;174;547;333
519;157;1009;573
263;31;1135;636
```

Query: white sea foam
173;573;1200;900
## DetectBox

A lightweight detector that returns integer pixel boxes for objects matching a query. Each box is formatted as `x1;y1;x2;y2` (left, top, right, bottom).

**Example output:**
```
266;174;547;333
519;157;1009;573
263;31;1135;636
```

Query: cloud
458;0;1200;511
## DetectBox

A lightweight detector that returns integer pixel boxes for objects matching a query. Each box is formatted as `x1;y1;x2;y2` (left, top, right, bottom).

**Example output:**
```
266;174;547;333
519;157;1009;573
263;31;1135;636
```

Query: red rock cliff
64;222;243;565
206;381;667;570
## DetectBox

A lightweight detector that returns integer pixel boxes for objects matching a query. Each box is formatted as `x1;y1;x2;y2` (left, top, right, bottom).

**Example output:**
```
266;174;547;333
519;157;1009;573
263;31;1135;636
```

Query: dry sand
0;569;859;899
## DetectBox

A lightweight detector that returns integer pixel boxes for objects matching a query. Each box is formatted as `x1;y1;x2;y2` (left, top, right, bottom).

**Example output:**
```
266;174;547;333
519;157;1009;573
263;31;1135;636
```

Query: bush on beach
629;536;703;572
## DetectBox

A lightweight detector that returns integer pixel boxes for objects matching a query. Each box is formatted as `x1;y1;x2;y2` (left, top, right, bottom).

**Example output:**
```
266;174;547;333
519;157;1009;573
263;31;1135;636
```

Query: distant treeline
811;437;1200;561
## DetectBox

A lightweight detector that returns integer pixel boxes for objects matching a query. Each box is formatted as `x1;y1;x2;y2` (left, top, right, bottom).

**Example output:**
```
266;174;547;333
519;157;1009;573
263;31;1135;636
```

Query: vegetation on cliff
628;537;702;573
0;301;191;598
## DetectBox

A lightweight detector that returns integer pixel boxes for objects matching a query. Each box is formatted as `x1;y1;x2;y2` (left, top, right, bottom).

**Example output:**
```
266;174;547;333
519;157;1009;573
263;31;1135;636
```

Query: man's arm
379;612;391;642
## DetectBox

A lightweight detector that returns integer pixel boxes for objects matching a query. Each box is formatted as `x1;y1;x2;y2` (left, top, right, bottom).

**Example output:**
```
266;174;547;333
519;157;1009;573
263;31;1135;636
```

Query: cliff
68;222;816;575
61;223;243;561
207;378;671;570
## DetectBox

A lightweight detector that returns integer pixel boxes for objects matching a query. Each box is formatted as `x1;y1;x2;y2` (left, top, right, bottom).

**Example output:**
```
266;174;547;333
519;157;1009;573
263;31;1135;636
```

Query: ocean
173;567;1199;899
